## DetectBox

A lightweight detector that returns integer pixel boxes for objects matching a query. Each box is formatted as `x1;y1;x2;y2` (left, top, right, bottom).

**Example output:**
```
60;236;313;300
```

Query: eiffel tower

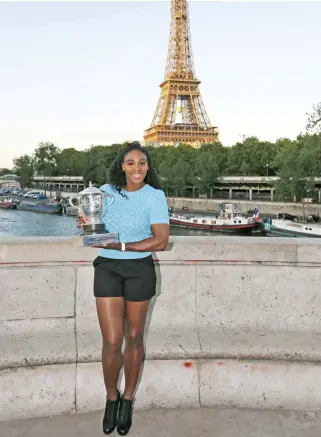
143;0;219;147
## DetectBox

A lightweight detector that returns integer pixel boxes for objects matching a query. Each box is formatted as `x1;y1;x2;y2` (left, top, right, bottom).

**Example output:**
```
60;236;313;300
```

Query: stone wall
1;236;321;421
167;196;321;216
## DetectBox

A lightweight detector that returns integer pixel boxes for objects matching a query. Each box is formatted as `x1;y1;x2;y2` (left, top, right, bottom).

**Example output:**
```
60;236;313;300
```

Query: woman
77;142;169;435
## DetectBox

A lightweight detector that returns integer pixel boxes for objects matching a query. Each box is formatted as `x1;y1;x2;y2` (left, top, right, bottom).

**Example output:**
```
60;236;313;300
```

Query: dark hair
107;141;162;195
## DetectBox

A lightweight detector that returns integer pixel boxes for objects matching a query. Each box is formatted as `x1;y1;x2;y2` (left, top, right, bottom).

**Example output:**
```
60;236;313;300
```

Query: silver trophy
69;183;118;247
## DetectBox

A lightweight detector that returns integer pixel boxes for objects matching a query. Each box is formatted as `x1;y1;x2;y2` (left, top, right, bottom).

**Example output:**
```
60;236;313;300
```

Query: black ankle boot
103;390;121;435
117;397;133;436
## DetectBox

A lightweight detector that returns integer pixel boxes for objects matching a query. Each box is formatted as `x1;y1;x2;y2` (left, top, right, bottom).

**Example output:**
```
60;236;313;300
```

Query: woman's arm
125;223;169;251
93;223;169;251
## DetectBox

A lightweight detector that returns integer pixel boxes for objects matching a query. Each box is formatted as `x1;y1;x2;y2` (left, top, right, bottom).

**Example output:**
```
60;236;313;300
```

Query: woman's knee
125;331;144;349
102;337;123;354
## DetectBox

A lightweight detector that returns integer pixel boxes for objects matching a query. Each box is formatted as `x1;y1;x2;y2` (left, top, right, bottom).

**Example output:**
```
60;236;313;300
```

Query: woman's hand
91;242;122;250
76;214;88;229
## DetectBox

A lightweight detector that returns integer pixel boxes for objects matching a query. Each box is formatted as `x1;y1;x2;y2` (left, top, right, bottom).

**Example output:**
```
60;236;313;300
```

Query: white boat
170;203;260;233
262;218;321;238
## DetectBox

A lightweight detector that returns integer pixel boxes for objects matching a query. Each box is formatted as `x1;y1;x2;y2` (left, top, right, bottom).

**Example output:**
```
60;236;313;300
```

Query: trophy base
82;232;119;247
83;222;105;234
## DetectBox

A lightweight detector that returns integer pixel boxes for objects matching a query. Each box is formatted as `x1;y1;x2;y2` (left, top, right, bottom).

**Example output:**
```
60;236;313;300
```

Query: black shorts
93;255;157;302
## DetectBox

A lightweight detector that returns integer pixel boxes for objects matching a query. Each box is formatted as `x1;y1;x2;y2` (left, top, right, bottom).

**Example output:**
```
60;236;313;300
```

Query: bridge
29;175;321;202
0;174;20;189
1;235;321;436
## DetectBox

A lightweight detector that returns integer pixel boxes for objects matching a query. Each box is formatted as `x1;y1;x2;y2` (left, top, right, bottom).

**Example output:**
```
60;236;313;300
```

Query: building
0;174;20;189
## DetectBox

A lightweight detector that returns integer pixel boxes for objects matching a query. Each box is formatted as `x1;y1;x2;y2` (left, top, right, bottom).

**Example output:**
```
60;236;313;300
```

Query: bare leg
96;297;124;400
122;300;150;400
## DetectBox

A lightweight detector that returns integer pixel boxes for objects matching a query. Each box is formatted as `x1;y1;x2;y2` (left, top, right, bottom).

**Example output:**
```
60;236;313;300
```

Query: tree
170;161;191;196
158;160;191;196
225;137;277;176
273;135;320;201
56;148;86;176
13;155;34;188
0;168;12;176
199;142;228;174
192;151;220;195
305;103;321;181
157;161;173;193
8;129;321;199
82;145;121;186
274;141;302;201
297;134;321;178
33;142;60;176
306;103;321;134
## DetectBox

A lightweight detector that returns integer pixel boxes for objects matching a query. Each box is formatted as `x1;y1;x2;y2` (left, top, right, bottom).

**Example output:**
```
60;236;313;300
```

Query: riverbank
167;197;321;217
24;189;321;218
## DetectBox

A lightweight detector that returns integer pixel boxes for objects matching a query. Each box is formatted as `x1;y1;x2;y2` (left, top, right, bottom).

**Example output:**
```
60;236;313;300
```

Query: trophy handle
68;195;82;215
103;193;114;208
101;193;114;220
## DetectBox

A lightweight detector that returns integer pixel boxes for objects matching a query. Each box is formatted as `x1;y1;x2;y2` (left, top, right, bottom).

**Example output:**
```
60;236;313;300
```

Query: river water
0;208;260;238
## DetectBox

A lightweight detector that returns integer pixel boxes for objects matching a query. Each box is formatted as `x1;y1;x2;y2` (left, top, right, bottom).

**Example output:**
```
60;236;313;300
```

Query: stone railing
1;236;321;421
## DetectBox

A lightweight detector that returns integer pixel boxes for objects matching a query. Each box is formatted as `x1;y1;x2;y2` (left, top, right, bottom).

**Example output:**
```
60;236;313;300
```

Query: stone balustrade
1;236;321;421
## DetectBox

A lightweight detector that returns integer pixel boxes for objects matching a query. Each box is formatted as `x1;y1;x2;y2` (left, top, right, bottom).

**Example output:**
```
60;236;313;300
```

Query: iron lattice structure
144;0;218;147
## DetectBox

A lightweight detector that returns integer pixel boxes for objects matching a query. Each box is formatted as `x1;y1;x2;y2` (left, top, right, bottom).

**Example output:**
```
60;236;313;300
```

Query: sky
0;0;321;169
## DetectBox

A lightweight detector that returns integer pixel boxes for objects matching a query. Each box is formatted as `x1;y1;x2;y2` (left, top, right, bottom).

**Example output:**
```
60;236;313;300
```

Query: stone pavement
1;407;321;437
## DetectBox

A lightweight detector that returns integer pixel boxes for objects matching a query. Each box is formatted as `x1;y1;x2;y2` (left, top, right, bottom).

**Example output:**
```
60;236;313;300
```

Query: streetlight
266;163;269;177
306;189;310;200
44;158;56;199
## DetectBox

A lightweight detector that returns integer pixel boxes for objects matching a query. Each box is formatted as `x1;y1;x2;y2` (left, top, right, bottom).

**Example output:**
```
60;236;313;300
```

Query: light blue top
98;184;169;259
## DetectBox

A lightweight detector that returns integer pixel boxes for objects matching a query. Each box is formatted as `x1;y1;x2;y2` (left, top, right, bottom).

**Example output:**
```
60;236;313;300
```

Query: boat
169;203;260;233
0;197;17;209
64;203;78;216
16;199;63;215
261;218;321;238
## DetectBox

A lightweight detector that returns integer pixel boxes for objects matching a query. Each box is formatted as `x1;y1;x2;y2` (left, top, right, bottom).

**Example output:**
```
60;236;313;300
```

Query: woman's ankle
122;392;134;401
107;389;119;401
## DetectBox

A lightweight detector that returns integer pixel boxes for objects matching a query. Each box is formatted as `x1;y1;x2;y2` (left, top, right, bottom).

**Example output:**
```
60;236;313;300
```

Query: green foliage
82;144;122;186
0;168;12;176
55;148;86;176
13;155;34;188
33;142;60;176
10;103;321;200
274;134;321;201
306;103;321;134
192;150;219;194
225;137;277;176
170;160;191;195
11;134;321;200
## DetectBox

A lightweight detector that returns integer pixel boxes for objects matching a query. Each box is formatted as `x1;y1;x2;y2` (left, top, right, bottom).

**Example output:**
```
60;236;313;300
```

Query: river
0;208;261;238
